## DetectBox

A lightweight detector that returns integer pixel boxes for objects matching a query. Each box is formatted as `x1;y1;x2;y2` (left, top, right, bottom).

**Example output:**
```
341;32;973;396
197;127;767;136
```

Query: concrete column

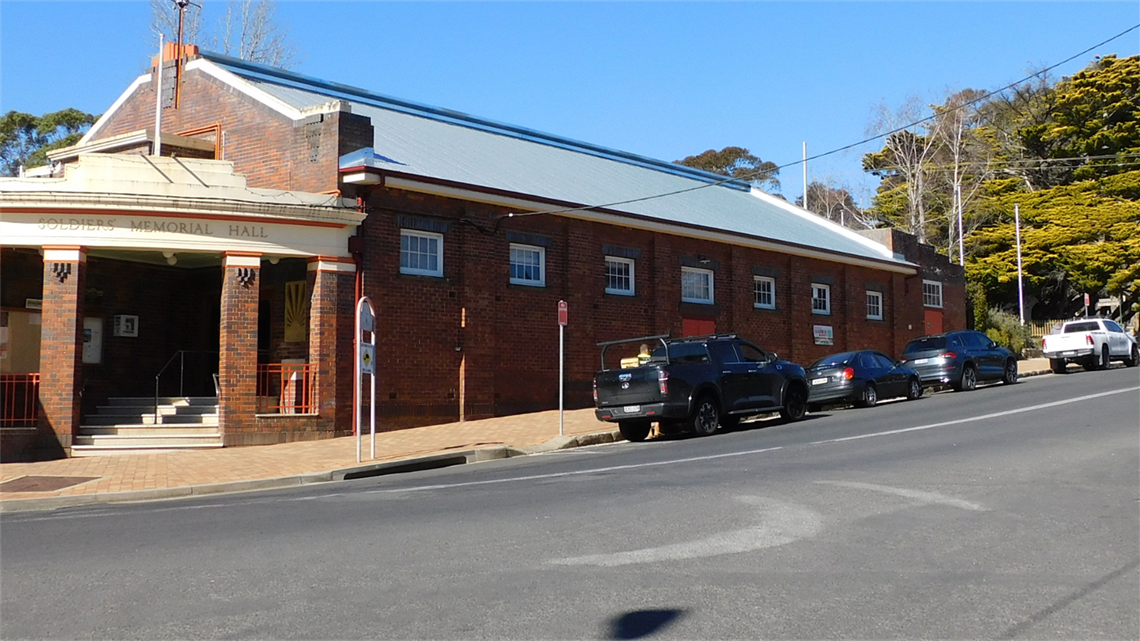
218;252;260;446
307;257;356;434
38;246;87;458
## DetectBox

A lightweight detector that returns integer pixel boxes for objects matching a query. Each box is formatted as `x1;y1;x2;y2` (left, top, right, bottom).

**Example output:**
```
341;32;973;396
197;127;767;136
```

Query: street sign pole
355;297;377;463
558;300;567;437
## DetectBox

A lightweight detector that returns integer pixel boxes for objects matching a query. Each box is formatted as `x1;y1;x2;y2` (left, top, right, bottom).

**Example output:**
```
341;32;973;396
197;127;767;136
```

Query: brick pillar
307;257;356;435
38;246;86;458
219;252;261;446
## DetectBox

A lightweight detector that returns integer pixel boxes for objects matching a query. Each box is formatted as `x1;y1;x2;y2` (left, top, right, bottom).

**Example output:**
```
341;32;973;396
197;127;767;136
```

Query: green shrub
983;308;1035;356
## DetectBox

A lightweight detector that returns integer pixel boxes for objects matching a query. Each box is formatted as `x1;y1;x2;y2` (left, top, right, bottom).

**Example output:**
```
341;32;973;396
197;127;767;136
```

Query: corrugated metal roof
203;53;902;266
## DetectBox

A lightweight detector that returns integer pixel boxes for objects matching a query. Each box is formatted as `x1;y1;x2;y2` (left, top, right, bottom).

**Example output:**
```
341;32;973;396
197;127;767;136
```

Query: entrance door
682;317;715;337
924;309;943;335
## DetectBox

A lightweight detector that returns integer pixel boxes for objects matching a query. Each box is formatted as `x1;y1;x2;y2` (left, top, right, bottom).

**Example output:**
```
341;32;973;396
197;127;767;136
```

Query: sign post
355;297;377;463
558;300;567;437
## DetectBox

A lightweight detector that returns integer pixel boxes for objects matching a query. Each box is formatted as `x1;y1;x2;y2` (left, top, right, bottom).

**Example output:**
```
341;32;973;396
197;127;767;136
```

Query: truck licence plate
623;405;640;413
811;377;828;385
1062;351;1077;357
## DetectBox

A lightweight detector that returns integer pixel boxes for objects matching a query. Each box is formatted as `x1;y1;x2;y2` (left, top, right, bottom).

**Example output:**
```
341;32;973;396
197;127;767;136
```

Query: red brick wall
308;262;355;436
88;63;373;193
218;257;259;444
357;188;919;429
37;249;86;457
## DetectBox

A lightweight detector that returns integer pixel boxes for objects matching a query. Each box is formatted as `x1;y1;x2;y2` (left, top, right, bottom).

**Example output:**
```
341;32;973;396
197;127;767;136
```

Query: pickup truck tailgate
595;367;662;406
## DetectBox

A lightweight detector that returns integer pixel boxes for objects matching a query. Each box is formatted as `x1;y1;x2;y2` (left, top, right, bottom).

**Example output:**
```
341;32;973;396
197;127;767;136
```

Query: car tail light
843;367;855;380
658;369;669;396
939;352;957;359
592;379;598;403
1086;335;1094;346
1042;337;1047;349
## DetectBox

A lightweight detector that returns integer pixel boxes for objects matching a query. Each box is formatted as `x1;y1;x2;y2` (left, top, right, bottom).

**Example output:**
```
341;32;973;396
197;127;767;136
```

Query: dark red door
682;318;716;337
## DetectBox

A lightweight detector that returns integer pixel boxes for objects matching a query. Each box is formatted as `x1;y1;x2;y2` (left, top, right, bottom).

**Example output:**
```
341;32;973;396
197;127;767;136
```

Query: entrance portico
1;154;364;461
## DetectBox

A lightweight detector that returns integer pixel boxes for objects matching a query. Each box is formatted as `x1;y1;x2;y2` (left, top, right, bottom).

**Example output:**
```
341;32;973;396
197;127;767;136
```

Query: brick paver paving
0;407;610;501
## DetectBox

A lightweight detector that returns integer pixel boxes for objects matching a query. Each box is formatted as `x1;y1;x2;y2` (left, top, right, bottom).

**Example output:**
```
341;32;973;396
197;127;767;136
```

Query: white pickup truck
1042;318;1139;373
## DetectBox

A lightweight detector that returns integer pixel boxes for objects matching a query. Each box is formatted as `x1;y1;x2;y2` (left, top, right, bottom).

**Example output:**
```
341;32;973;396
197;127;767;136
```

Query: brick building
0;47;964;461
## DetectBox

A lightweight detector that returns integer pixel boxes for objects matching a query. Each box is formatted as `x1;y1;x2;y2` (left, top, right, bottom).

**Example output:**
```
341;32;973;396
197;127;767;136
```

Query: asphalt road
3;368;1138;640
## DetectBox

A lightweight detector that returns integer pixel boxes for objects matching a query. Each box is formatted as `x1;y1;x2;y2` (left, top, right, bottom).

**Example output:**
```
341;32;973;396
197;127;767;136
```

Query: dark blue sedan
806;350;923;410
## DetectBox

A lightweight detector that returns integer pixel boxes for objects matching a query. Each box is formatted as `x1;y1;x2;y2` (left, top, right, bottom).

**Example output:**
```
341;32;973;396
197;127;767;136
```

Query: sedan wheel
906;378;923;400
856;383;878;408
1002;359;1018;385
689;397;719;436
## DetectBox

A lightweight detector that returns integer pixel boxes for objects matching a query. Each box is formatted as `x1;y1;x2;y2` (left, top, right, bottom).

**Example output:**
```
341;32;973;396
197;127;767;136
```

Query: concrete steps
73;397;222;457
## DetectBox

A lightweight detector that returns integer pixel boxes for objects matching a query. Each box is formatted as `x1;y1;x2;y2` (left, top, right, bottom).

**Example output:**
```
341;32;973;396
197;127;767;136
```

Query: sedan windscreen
904;337;946;353
810;353;855;369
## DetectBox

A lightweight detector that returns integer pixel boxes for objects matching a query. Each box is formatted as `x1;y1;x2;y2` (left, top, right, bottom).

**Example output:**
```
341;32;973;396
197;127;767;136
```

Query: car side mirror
769;353;779;363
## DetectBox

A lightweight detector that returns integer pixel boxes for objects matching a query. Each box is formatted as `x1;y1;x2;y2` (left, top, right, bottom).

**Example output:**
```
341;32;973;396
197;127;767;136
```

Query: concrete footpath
0;359;1055;513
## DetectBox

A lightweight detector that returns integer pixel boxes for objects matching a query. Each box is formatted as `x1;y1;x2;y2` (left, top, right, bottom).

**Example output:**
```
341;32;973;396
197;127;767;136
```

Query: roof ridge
197;51;751;191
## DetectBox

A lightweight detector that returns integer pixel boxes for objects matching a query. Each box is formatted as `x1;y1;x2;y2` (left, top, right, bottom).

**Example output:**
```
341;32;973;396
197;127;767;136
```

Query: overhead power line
503;23;1140;221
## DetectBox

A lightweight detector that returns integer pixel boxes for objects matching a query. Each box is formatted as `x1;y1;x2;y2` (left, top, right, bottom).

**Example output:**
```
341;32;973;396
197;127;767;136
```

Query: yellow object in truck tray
620;356;640;369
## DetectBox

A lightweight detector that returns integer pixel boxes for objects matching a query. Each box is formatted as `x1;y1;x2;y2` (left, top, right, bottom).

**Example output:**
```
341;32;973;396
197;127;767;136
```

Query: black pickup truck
593;334;809;442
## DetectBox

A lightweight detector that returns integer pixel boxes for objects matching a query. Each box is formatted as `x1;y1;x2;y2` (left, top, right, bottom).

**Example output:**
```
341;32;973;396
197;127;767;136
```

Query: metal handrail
154;350;213;424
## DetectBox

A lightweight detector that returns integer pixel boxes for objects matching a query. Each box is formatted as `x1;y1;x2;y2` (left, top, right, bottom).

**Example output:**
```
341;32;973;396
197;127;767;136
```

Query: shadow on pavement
607;609;686;640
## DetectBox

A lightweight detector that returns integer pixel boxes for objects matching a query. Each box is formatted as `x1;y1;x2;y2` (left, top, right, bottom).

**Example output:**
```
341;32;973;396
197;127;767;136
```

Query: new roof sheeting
215;59;899;266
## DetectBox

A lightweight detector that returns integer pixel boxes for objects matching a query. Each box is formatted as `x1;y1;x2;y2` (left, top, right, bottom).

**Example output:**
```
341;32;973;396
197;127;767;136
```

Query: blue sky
1;2;1137;205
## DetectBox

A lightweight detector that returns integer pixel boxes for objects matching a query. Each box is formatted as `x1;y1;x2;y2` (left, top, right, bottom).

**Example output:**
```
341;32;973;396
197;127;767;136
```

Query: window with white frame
922;280;943;308
681;267;714;304
400;229;443;277
509;244;545;286
866;290;883;320
811;283;831;315
604;256;635;295
754;276;775;309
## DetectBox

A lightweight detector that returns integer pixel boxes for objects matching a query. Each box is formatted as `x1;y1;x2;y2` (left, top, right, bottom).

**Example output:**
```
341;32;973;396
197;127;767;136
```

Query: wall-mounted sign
113;314;139;337
83;317;104;364
813;324;834;346
25;299;42;310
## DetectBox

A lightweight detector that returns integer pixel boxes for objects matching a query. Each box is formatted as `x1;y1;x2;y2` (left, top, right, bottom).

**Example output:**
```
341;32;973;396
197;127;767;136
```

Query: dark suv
900;330;1018;391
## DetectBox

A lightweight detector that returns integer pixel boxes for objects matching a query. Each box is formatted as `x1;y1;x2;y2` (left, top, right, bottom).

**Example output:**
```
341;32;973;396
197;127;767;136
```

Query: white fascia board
749;188;899;261
80;74;151;145
384;176;916;275
187;58;344;122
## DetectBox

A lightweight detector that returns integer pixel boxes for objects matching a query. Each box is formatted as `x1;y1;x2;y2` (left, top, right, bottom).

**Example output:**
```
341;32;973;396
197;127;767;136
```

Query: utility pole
1015;203;1024;325
802;142;808;210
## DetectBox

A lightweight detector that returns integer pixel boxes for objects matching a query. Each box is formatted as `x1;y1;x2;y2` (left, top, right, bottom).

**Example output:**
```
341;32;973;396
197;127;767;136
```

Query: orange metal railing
256;363;315;414
1;373;40;428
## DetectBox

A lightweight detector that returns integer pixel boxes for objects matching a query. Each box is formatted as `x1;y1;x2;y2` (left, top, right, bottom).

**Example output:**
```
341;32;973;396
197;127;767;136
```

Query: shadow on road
607;609;686;639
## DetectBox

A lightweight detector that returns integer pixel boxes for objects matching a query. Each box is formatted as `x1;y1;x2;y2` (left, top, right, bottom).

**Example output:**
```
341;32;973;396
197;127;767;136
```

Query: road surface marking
816;480;986;511
365;446;786;494
549;496;821;567
809;386;1139;446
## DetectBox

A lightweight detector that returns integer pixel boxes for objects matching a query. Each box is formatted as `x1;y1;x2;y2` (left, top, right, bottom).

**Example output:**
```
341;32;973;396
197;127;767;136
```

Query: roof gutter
360;171;916;276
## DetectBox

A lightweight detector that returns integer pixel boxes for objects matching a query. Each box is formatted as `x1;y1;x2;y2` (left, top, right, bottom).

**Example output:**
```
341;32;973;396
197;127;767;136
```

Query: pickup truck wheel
1050;358;1068;374
906;378;923;400
689;396;720;436
1002;359;1018;385
1098;345;1110;370
780;385;808;422
618;420;652;443
855;383;878;408
954;364;977;392
1126;345;1139;368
